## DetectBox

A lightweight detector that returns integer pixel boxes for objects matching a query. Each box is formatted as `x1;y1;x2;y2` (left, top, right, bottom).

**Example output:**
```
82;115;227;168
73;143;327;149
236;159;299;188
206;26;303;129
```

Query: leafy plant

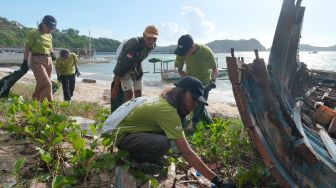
0;96;115;186
237;162;277;188
13;158;25;176
51;175;77;188
190;119;255;167
188;118;277;187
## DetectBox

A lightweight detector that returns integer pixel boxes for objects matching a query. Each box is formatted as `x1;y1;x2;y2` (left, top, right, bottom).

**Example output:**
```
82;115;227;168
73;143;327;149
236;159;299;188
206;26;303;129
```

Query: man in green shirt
106;76;236;188
111;25;159;108
174;34;219;128
55;49;80;101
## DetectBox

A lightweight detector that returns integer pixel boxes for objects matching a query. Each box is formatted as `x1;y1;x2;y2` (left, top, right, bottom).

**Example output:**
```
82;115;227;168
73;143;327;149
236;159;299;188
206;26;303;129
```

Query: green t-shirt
25;29;53;54
175;44;217;85
114;97;184;142
55;53;79;75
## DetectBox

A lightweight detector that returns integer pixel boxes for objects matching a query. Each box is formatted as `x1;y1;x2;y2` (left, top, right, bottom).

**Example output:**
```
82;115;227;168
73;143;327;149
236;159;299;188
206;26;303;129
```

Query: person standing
174;34;219;128
111;25;158;111
23;15;57;102
55;49;80;101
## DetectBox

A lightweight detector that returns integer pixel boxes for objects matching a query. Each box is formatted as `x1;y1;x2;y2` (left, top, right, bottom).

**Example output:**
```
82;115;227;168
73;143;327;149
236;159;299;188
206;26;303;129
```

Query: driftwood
82;78;97;83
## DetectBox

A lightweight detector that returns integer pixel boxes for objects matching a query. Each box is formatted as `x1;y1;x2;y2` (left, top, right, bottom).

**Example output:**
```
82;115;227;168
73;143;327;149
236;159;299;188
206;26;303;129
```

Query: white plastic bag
103;96;154;135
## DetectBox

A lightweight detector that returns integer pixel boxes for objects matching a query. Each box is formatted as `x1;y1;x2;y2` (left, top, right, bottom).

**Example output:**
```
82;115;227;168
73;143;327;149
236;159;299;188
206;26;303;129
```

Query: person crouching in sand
103;76;236;188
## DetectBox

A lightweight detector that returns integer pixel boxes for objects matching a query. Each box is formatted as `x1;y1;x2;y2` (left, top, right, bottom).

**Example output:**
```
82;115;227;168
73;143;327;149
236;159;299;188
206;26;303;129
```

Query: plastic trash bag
103;96;155;135
0;67;60;98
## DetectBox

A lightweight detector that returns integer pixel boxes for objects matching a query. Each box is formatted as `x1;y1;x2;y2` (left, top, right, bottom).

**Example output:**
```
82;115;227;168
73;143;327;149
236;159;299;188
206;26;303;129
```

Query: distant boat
148;57;181;81
308;50;318;54
79;56;111;64
218;68;228;78
215;57;228;79
75;30;111;64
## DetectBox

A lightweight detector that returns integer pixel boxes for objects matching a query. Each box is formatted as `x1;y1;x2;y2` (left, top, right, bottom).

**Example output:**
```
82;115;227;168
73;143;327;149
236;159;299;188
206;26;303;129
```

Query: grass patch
11;82;36;99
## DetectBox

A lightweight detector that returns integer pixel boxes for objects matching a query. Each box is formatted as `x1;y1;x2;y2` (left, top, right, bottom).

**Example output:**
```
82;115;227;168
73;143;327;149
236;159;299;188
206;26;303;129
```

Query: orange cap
143;25;159;38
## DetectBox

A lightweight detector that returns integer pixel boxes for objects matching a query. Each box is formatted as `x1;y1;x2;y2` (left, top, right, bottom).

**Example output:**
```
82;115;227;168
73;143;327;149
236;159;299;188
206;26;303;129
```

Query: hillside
0;17;29;47
206;38;266;52
0;16;120;52
154;38;267;53
299;44;336;51
4;16;335;53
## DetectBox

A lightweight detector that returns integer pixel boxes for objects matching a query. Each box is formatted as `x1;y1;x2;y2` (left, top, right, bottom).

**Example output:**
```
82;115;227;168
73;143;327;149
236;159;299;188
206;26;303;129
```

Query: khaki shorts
120;72;143;91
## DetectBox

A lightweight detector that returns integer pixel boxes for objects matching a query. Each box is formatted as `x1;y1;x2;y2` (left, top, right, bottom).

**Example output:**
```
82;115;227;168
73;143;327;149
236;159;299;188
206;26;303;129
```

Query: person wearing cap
55;49;80;101
111;25;158;107
174;34;218;128
23;15;57;102
108;76;235;188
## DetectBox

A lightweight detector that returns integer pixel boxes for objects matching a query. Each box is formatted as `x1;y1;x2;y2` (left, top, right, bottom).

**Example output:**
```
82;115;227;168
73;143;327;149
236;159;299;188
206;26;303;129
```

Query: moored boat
148;57;181;81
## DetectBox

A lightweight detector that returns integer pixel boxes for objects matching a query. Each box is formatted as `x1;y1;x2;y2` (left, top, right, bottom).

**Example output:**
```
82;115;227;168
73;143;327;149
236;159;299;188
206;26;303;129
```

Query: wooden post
254;49;259;60
230;48;235;57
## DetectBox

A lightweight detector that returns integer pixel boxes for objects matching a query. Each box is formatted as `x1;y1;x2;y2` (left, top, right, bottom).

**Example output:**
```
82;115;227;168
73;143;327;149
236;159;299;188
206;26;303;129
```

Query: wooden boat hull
226;0;336;187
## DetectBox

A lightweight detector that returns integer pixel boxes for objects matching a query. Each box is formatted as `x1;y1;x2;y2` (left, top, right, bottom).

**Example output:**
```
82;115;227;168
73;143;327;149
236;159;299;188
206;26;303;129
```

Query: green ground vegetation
0;86;277;187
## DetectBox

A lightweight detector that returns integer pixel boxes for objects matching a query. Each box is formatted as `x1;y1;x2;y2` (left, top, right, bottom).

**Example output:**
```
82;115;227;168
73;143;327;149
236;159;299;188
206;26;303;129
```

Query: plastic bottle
167;162;176;179
189;168;212;187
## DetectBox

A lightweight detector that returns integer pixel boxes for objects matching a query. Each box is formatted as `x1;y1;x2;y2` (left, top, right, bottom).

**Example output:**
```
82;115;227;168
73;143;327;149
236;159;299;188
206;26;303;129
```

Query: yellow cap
143;25;159;38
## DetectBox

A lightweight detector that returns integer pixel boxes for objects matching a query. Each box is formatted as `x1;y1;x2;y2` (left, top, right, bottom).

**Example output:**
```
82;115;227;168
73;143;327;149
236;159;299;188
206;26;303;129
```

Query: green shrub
188;119;277;187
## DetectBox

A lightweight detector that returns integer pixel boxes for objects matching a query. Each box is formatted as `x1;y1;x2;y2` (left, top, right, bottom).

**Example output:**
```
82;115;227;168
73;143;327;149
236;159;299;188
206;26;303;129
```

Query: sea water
77;51;336;104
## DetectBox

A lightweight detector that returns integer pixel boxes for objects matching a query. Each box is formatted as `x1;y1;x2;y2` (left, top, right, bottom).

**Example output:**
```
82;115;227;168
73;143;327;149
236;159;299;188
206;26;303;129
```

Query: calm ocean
77;51;336;103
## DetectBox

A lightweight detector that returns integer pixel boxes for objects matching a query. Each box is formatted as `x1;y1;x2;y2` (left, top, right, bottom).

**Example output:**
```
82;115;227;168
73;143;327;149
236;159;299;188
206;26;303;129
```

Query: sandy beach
0;67;239;118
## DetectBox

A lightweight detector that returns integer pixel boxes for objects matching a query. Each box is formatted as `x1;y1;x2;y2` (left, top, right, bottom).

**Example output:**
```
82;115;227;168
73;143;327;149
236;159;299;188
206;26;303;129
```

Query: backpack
114;37;143;78
116;37;140;58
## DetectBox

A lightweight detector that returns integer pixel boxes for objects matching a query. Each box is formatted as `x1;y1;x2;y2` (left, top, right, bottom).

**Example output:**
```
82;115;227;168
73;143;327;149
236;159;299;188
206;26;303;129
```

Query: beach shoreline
0;66;239;118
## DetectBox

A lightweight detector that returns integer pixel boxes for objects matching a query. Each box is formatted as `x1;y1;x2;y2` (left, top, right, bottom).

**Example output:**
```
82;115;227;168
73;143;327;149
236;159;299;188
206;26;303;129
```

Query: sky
1;0;336;48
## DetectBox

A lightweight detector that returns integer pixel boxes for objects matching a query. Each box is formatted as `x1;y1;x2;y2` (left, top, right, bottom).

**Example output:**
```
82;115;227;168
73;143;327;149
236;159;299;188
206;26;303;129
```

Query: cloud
158;5;226;45
159;22;186;45
181;5;216;35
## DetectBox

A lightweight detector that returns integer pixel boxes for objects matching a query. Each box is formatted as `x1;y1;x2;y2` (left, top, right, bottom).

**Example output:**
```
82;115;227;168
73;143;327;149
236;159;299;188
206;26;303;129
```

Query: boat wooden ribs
226;0;336;187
